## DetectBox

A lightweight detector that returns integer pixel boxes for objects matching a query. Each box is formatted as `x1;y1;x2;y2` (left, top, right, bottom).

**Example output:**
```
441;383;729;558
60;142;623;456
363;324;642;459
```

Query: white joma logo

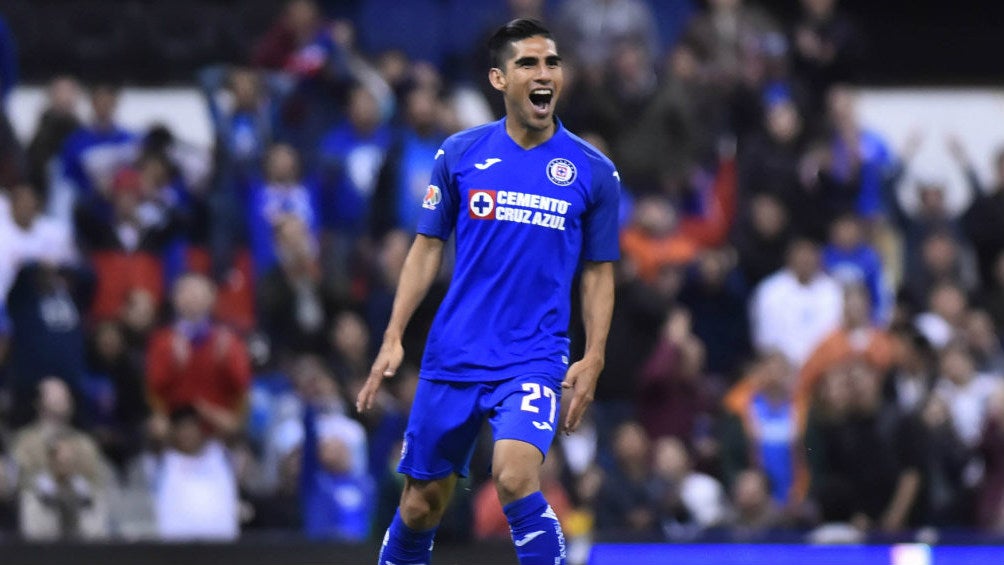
474;158;502;170
533;421;553;431
514;530;546;547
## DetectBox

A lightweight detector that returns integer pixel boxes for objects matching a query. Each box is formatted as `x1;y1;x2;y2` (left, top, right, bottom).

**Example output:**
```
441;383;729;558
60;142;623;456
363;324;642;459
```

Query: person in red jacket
146;274;251;440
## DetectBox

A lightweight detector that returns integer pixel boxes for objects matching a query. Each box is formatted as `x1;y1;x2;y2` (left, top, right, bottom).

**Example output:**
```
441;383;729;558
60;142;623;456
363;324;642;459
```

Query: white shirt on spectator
936;373;1000;447
0;212;76;304
154;440;239;541
750;269;844;368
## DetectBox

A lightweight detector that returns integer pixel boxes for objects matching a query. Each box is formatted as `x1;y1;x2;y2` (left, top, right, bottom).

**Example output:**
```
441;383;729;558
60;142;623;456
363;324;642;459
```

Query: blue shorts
397;374;562;480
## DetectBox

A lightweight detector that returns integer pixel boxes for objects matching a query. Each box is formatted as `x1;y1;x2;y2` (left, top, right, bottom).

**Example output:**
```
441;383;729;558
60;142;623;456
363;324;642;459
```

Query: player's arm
356;234;445;412
561;260;615;434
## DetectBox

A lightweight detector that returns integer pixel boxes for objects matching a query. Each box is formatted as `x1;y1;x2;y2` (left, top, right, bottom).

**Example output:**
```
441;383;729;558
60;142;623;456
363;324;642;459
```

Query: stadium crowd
1;0;1004;557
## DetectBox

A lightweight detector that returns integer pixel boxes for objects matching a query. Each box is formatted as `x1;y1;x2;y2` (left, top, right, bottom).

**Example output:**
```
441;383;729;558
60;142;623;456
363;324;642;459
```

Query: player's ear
488;67;506;92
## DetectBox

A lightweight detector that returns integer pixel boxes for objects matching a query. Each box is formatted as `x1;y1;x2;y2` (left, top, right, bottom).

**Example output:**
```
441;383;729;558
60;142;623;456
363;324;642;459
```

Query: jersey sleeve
415;146;457;240
582;165;621;262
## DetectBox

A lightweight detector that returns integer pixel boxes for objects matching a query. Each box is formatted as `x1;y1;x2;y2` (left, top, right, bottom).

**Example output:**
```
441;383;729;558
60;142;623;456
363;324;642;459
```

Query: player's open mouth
529;88;553;116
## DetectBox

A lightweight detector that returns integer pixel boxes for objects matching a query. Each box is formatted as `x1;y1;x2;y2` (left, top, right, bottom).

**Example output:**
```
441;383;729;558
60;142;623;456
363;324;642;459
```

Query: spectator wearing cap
74;167;185;320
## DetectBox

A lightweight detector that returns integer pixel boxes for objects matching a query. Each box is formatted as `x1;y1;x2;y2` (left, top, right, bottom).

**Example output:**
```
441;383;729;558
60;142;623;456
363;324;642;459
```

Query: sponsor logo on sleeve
422;185;442;210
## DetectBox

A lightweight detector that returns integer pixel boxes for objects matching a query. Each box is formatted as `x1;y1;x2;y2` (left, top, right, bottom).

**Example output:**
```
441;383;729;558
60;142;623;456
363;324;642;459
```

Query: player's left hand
561;355;603;434
356;338;404;413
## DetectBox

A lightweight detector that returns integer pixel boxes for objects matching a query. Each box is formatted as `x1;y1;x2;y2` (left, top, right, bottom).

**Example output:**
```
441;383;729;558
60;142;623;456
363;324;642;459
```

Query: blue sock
377;509;436;565
503;492;566;565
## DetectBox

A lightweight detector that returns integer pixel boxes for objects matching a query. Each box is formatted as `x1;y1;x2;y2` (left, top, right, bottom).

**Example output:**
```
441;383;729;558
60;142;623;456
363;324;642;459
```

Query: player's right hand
356;339;404;413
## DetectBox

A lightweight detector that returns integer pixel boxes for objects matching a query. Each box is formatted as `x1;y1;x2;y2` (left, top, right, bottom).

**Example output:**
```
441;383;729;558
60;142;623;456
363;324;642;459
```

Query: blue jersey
416;118;620;383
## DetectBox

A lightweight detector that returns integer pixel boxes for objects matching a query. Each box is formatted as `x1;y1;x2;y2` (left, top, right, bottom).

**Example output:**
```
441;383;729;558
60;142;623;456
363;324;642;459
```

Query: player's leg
489;377;567;565
377;379;485;565
378;474;456;565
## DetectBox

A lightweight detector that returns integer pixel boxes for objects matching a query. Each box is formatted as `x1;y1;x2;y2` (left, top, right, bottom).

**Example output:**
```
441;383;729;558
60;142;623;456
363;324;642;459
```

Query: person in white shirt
750;238;844;369
0;184;76;304
153;406;239;541
935;339;1000;448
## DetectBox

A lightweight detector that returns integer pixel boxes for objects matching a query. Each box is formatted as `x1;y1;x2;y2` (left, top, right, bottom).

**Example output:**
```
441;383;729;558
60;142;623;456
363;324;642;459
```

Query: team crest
468;189;496;219
422;185;441;210
546;158;576;186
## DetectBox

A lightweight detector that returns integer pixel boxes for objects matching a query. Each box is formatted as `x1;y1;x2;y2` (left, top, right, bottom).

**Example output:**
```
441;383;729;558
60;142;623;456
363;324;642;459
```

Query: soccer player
356;19;619;565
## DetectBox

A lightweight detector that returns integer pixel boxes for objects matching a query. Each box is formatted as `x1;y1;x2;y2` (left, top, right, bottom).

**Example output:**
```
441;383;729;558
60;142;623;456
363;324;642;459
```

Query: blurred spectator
11;378;110;494
589;262;677;448
199;65;294;277
884;325;936;414
790;0;865;119
648;436;728;535
12;378;110;538
252;0;327;71
739;94;804;201
916;394;972;527
915;282;968;349
556;0;659;79
581;36;694;195
934;339;998;448
729;468;782;539
0;183;76;306
263;356;368;486
317;85;393;286
683;0;779;91
82;321;148;472
965;310;1004;375
884;134;972;302
247;143;319;277
750;239;843;368
806;86;893;224
328;310;371;388
679;248;751;379
5;263;93;428
805;363;924;531
74;168;185;320
636;309;715;448
18;432;110;541
146;274;251;440
620;196;697;287
823;213;888;321
257;216;337;365
153;406;239;540
902;230;977;313
26;77;83;205
298;401;374;541
978;385;1004;530
0;13;16;104
959;145;1004;289
732;192;792;287
721;352;801;507
796;284;895;427
976;251;1004;333
371;87;447;237
593;422;659;539
58;84;136;200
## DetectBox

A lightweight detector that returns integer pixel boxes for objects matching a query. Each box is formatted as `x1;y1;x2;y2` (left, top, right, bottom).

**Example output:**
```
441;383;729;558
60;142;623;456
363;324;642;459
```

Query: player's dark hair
488;18;553;69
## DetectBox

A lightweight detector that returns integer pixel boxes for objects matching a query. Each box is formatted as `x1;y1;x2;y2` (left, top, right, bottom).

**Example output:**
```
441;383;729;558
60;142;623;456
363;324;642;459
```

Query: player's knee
400;482;448;529
493;466;539;506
